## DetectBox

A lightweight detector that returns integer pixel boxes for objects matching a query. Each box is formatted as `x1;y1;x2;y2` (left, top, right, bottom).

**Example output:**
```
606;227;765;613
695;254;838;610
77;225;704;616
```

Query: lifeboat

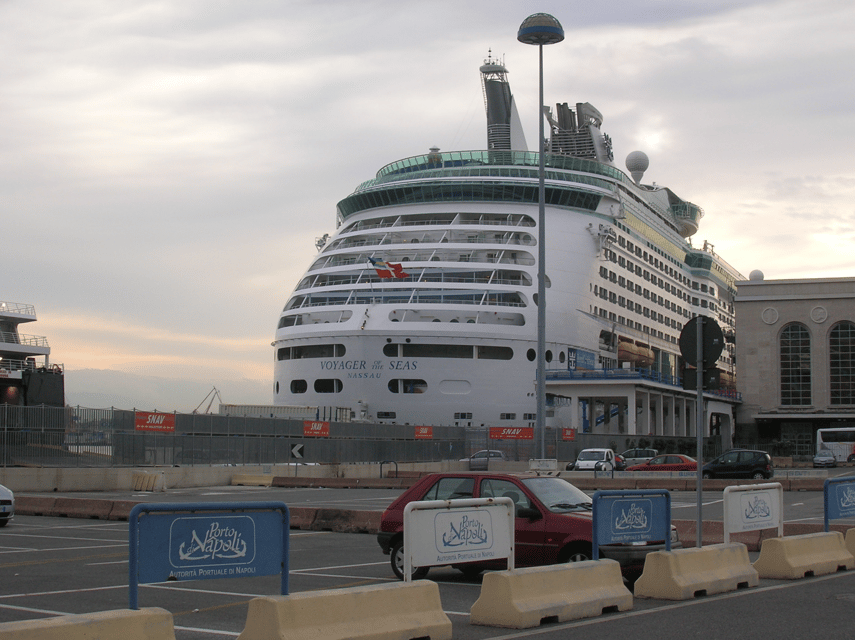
617;337;637;363
634;342;654;367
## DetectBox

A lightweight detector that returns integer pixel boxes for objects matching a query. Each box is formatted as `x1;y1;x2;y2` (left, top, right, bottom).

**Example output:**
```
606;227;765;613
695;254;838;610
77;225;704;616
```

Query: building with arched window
734;273;855;456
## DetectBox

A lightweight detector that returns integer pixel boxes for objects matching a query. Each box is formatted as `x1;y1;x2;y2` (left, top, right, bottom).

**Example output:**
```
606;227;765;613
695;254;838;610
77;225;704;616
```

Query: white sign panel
723;483;784;542
403;498;514;581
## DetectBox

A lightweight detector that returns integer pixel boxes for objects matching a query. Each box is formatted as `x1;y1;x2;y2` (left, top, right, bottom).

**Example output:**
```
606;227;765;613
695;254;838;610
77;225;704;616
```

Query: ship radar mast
480;50;528;151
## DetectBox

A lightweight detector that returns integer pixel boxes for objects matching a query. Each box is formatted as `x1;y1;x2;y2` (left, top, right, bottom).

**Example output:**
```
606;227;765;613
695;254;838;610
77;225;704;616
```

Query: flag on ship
368;256;409;278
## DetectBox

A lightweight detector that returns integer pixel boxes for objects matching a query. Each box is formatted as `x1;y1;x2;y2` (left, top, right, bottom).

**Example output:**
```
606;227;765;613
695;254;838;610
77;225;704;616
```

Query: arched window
830;321;855;405
780;323;811;405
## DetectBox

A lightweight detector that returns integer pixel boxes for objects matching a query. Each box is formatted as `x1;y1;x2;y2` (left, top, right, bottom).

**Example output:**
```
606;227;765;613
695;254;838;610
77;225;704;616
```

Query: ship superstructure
272;54;742;432
0;301;64;406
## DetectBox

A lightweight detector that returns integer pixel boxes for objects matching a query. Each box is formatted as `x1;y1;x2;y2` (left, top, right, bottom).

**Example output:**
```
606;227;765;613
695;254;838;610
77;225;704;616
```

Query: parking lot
2;485;855;639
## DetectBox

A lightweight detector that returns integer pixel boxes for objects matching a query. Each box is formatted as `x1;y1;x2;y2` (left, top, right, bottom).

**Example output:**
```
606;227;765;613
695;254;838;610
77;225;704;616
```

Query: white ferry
272;54;742;430
0;301;64;406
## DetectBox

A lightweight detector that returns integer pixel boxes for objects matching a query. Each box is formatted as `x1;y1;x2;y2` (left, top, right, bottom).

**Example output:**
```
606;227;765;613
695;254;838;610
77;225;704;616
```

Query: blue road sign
592;490;671;560
129;501;289;609
824;476;855;531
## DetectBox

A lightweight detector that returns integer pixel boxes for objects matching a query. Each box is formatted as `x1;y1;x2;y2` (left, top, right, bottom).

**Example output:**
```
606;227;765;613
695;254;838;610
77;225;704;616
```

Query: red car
626;454;697;472
377;472;679;580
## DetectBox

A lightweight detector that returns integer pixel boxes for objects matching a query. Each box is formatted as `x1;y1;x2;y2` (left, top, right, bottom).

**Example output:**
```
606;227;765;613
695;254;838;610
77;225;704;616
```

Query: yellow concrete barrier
634;543;758;600
753;531;855;579
0;607;175;640
237;581;451;640
132;472;165;492
231;474;273;487
469;560;632;629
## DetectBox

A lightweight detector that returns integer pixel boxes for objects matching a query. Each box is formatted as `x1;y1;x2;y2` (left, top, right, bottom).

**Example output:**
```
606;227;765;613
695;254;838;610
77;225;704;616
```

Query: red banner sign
414;426;433;440
562;428;577;441
489;427;534;440
303;420;330;437
134;411;176;432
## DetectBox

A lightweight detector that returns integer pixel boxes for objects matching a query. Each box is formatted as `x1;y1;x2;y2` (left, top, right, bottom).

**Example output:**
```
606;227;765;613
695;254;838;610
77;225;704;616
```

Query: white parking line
291;560;388;572
0;603;69;616
174;625;240;637
0;532;126;543
0;585;125;600
0;544;127;555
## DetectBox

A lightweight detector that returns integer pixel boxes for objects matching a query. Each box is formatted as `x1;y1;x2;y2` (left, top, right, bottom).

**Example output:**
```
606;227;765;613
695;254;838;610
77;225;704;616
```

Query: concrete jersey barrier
753;531;855;579
469;560;632;629
237;581;451;640
634;543;758;600
0;607;175;640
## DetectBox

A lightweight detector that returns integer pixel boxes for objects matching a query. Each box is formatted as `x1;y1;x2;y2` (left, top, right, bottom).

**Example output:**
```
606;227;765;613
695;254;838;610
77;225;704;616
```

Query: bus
816;427;855;462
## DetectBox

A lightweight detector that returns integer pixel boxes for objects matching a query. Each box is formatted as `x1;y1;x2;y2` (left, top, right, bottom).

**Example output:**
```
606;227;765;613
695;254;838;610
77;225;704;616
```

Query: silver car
813;450;837;468
619;448;658;467
460;450;506;470
0;484;14;527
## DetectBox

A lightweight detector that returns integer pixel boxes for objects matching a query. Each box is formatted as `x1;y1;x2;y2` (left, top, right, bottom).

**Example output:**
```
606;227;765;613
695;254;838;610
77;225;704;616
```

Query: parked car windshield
577;450;606;461
522;477;592;512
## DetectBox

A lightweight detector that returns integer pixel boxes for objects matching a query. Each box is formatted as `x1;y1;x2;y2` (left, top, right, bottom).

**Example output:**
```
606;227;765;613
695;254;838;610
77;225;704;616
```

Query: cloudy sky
3;0;853;411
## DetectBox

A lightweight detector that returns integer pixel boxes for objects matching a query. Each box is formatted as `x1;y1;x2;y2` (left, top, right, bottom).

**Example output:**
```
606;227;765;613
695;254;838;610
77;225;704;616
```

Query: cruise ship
272;54;743;429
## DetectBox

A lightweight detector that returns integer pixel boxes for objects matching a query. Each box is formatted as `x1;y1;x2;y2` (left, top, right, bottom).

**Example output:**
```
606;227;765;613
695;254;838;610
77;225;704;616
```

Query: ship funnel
480;50;527;151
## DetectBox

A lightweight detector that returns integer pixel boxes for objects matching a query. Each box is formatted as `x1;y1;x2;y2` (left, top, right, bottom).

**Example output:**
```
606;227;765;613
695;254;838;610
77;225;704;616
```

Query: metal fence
1;404;730;469
0;405;467;468
463;428;722;464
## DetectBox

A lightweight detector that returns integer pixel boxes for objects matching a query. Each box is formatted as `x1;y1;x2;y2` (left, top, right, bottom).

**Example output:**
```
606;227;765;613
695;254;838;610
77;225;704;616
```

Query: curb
15;496;383;535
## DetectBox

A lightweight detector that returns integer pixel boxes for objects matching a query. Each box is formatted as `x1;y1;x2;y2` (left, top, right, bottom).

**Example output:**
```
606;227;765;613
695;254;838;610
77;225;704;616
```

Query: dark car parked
702;449;773;479
377;472;679;581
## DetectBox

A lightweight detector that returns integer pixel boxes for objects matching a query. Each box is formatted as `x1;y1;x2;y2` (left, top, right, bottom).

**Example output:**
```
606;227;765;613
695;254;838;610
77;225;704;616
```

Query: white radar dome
626;151;649;183
749;270;765;281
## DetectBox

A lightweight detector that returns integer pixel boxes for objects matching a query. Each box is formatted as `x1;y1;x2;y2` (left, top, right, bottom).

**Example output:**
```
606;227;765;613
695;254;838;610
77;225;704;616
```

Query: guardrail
0;301;36;316
0;332;49;347
546;367;742;401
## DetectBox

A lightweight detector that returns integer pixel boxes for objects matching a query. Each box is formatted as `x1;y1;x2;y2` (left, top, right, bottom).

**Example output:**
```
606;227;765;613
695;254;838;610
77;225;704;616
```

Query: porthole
290;380;307;394
526;349;536;362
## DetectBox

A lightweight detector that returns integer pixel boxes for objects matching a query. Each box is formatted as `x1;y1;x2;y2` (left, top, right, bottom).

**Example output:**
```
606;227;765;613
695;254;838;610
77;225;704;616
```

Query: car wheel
702;472;712;479
848;454;855;463
560;542;593;563
0;520;6;528
390;539;428;581
752;471;765;480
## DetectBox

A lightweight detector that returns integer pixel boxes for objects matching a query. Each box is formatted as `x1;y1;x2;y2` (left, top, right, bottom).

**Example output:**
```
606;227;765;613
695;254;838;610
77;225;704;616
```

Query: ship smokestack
480;51;528;151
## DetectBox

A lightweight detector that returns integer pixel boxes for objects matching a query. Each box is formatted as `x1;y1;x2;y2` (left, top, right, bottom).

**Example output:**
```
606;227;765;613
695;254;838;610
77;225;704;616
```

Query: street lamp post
518;14;564;460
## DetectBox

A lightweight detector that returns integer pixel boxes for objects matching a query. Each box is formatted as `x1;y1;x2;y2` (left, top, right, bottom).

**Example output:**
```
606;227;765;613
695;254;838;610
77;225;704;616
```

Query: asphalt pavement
2;510;855;640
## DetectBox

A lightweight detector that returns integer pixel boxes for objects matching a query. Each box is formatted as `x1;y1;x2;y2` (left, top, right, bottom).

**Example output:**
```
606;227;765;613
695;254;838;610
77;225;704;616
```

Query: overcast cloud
3;0;853;411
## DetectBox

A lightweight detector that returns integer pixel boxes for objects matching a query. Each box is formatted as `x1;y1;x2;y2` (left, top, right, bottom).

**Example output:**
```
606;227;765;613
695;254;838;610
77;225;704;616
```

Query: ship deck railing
0;301;36;317
333;234;534;250
350;217;535;232
0;358;62;373
297;274;528;291
0;332;49;347
288;297;527;310
318;255;535;269
546;367;742;402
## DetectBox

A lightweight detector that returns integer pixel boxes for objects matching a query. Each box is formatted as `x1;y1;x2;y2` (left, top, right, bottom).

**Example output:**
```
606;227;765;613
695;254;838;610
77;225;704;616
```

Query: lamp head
517;13;564;46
